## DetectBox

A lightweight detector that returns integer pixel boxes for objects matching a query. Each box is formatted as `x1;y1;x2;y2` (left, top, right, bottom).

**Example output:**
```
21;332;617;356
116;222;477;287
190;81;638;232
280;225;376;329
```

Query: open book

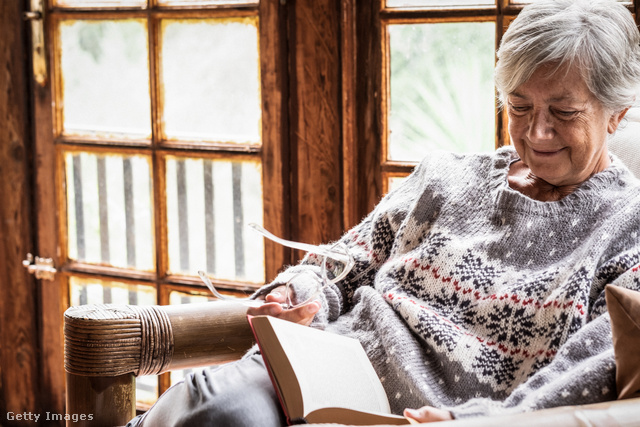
248;315;411;425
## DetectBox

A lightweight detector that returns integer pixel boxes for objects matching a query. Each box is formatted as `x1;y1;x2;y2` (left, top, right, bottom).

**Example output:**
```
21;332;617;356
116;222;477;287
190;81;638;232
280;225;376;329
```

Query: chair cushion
609;104;640;179
605;284;640;399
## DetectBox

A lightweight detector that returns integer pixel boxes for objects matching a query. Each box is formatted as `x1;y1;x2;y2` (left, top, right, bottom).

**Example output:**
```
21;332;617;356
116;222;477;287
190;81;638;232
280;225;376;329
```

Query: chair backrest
609;103;640;179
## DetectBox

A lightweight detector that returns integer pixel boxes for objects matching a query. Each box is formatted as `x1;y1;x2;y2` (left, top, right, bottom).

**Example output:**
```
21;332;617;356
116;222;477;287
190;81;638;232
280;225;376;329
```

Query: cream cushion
609;103;640;178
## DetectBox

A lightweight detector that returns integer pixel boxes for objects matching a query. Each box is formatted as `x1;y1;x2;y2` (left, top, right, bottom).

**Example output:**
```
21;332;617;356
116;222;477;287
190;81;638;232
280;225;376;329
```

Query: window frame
35;0;290;411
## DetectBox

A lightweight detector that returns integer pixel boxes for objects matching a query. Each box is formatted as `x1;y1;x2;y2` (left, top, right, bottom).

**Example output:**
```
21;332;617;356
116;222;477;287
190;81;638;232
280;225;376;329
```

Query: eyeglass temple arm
248;223;351;265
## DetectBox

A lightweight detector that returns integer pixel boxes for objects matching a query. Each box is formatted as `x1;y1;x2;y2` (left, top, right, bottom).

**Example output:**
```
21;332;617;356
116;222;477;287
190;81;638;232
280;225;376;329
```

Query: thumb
404;406;453;423
403;408;421;421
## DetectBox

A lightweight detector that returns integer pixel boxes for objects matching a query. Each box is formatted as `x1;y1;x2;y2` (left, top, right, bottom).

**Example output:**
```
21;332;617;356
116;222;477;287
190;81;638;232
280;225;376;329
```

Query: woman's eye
509;105;529;113
553;109;578;118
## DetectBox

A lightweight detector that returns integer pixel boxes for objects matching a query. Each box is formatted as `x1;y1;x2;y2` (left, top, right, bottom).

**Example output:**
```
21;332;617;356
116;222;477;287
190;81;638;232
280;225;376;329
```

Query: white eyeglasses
198;223;355;309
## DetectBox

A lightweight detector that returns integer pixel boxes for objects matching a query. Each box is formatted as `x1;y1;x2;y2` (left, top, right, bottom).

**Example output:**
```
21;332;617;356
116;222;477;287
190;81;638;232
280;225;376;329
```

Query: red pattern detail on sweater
386;292;558;360
348;230;381;264
402;256;585;315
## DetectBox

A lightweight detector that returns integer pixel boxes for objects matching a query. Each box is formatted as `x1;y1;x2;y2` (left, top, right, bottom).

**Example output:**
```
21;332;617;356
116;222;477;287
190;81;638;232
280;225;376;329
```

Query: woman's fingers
246;302;284;318
403;406;453;423
275;301;320;326
264;288;287;304
246;283;321;327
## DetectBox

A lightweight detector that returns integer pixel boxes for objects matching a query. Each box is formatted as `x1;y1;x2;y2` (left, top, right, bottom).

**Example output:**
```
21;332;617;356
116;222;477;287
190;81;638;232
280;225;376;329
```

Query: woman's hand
246;285;320;326
403;406;453;423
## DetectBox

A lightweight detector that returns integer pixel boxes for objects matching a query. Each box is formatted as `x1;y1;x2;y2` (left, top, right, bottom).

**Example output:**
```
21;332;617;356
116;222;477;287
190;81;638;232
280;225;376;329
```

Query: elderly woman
130;0;640;425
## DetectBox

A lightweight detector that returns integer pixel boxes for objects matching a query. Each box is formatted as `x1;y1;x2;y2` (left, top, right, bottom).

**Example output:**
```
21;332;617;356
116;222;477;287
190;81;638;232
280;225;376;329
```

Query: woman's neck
507;161;581;202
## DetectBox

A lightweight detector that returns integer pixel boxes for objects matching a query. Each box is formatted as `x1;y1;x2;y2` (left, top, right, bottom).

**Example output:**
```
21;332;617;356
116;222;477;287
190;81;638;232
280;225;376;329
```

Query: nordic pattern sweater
258;146;640;418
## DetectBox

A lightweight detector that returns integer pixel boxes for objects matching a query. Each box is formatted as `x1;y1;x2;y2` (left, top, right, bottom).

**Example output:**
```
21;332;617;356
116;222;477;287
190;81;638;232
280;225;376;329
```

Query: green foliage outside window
389;22;497;161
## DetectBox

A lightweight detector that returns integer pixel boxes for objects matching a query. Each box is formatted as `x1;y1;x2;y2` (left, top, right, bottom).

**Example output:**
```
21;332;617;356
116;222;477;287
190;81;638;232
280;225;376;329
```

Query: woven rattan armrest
63;301;254;427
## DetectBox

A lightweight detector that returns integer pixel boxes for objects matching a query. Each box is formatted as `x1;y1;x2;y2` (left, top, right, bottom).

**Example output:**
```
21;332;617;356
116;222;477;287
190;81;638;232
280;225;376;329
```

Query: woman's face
507;64;627;187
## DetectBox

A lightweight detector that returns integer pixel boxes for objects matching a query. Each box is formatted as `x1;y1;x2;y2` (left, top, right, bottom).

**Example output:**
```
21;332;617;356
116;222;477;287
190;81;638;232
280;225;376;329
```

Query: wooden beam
260;0;291;280
0;0;42;417
356;0;384;217
289;0;343;250
35;0;67;417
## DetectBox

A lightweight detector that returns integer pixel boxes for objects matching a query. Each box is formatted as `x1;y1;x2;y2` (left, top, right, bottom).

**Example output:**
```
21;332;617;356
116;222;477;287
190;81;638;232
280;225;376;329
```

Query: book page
265;317;391;417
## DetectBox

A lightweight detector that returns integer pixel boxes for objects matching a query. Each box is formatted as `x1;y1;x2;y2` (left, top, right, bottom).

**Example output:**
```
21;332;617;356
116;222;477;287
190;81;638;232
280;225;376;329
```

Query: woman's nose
527;110;554;142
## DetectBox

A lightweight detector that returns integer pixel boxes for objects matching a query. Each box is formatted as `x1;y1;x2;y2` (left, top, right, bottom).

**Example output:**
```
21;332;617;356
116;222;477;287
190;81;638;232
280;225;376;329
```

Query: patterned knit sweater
258;146;640;419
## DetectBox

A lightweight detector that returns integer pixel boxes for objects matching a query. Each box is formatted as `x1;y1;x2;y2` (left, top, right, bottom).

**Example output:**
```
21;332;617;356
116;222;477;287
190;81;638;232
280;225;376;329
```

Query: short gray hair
495;0;640;112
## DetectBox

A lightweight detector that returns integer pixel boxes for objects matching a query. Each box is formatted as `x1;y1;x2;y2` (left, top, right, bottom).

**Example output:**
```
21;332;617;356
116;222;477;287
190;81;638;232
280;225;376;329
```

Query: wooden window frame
33;0;290;413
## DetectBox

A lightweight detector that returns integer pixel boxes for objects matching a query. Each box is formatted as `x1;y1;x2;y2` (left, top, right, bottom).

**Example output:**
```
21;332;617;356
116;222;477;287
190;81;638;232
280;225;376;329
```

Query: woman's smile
530;147;565;157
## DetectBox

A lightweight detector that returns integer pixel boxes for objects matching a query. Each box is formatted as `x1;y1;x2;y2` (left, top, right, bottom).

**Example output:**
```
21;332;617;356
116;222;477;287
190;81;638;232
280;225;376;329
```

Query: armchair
64;105;640;427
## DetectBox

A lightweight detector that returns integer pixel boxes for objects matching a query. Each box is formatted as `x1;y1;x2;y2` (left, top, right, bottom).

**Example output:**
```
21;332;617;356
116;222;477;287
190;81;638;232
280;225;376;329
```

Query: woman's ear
608;106;631;134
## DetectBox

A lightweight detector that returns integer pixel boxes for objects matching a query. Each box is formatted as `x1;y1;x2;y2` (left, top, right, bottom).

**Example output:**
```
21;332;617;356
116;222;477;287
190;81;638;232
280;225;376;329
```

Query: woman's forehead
510;64;594;103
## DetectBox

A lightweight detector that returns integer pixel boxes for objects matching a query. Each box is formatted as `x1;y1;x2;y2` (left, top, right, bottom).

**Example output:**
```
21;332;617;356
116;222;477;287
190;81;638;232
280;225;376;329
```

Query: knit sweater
258;146;640;419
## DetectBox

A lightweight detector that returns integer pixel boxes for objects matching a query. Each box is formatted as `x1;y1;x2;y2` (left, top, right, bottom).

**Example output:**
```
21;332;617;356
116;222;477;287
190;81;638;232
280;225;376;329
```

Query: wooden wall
0;0;43;421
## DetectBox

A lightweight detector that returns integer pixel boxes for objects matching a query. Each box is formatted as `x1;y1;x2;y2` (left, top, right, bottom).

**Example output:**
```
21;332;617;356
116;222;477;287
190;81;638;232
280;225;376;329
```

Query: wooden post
289;0;344;252
65;373;135;427
0;0;42;419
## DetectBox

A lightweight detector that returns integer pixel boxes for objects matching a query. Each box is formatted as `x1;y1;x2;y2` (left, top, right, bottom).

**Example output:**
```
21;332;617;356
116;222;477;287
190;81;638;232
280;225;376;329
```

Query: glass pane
388;176;406;193
169;290;215;305
65;151;155;270
159;0;258;5
161;18;261;144
387;0;493;7
54;0;146;7
388;22;496;161
166;157;265;283
510;0;628;3
59;20;151;139
69;276;158;405
69;276;156;306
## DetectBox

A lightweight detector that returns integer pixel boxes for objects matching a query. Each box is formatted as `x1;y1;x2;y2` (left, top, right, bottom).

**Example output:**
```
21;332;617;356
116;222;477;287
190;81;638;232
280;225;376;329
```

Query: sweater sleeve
253;158;432;327
448;259;640;419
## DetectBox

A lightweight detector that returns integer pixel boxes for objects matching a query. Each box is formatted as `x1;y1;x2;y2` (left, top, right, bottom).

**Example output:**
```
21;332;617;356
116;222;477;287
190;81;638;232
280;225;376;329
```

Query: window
36;0;286;409
379;1;502;194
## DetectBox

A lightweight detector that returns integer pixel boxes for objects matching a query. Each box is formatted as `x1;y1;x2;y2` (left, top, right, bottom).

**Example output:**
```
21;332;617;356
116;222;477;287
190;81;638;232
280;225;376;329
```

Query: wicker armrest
63;301;254;427
307;397;640;427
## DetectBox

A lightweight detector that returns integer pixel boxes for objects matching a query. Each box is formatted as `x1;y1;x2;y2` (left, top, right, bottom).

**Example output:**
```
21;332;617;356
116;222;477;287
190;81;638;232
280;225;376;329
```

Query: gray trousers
127;354;287;427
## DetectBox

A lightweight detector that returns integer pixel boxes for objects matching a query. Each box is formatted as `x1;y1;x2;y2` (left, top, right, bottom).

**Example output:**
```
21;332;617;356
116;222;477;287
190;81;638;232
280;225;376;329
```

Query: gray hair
495;0;640;112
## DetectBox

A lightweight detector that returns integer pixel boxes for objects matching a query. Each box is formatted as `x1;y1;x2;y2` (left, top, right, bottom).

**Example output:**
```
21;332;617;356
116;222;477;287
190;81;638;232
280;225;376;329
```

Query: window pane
59;20;151;139
65;151;155;270
69;276;158;406
169;290;215;305
387;0;493;7
69;276;156;306
388;22;496;161
158;0;258;5
510;0;628;3
54;0;146;7
161;18;261;144
388;176;406;193
166;157;265;283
